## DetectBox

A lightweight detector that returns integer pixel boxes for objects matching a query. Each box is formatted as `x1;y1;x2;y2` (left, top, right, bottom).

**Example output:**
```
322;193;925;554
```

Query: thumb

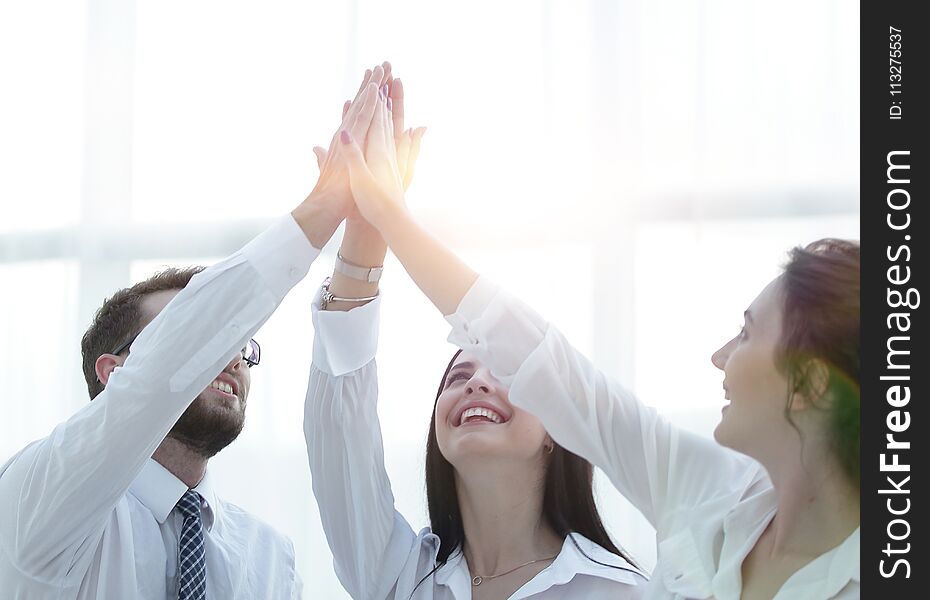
312;146;327;171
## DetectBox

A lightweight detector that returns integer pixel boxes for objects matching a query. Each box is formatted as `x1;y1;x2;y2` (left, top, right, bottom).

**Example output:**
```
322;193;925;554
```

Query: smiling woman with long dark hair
305;336;645;599
423;350;641;582
302;72;645;600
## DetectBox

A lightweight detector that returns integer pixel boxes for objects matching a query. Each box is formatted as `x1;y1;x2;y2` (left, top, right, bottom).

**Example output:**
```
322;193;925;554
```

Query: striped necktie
176;489;206;600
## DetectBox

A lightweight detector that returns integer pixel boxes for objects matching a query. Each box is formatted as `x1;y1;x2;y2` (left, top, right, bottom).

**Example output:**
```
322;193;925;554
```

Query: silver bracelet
320;277;379;310
335;252;383;283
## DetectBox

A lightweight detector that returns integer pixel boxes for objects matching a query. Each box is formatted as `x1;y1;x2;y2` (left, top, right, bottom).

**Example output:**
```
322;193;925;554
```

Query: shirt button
289;266;299;278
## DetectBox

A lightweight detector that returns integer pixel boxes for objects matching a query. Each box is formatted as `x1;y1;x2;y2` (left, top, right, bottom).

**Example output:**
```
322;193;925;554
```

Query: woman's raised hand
387;78;427;192
312;63;425;225
308;63;391;219
339;83;414;232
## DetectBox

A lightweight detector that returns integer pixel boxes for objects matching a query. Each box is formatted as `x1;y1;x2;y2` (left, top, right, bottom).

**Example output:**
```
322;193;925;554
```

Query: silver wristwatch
335;252;383;283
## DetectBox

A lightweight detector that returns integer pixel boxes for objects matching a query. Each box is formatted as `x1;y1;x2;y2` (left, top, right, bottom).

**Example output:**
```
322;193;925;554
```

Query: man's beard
167;392;246;458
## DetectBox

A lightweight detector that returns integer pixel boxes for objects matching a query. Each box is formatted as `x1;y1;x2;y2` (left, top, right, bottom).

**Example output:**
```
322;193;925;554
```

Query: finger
404;127;425;189
383;95;396;162
367;87;390;160
385;74;394;111
343;66;382;126
379;61;392;86
390;78;405;139
396;129;411;187
370;65;385;89
353;69;372;101
338;129;375;188
350;83;380;143
382;90;390;145
340;70;371;128
381;91;400;177
359;65;385;120
312;146;327;171
402;130;416;190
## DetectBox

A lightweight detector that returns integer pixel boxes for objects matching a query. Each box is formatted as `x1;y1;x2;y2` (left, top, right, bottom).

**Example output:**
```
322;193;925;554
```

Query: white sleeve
445;277;760;528
293;566;304;600
0;215;319;579
304;293;417;600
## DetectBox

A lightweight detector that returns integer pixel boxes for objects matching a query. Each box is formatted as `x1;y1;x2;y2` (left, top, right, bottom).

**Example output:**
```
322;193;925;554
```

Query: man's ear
95;354;124;388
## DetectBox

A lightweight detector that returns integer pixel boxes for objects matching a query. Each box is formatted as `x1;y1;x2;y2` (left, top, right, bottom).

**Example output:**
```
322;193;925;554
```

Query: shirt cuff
241;215;321;300
444;275;499;346
312;291;381;376
444;276;548;386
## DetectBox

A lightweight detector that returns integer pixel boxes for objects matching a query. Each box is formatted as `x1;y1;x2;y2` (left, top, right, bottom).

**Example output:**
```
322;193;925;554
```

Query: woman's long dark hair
416;350;642;592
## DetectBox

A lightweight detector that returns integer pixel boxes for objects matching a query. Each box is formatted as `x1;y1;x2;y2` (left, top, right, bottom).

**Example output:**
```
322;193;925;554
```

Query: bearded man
0;60;415;600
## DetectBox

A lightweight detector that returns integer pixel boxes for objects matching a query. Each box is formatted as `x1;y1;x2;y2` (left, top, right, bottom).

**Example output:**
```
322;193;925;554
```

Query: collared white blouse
305;294;647;599
0;216;313;599
442;277;860;600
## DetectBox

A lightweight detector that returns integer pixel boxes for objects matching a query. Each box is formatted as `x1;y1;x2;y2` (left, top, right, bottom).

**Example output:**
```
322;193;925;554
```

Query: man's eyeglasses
110;334;261;368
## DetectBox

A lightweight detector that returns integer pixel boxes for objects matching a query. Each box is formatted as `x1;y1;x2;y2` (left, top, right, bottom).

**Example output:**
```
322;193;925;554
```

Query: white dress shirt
305;293;647;600
0;216;314;599
443;277;860;600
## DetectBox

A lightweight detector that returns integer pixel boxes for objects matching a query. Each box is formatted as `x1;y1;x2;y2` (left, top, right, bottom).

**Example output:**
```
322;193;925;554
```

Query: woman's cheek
435;392;452;423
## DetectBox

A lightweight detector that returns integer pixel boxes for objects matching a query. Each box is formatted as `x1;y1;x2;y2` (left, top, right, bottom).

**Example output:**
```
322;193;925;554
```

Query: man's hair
80;266;205;400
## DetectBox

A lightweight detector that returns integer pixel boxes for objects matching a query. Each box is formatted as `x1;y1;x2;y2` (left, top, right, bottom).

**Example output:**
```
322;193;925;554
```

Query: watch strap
335;252;383;283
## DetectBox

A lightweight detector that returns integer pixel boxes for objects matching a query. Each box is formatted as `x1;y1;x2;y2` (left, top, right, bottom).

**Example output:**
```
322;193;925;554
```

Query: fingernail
340;130;352;144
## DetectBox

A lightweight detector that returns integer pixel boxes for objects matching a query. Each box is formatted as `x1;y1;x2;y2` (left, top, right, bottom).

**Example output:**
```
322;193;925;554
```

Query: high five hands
336;65;479;317
301;61;474;317
311;62;426;226
339;81;409;232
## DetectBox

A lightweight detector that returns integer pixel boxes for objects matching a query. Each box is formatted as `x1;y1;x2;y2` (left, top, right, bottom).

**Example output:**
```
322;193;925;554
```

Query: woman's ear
791;358;831;411
543;435;555;455
95;354;125;388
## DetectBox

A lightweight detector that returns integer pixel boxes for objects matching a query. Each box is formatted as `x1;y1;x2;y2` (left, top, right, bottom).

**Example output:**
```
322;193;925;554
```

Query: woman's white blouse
304;292;647;600
443;277;860;600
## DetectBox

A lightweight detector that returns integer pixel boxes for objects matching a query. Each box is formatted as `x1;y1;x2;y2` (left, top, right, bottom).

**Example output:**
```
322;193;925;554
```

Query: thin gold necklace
470;555;558;586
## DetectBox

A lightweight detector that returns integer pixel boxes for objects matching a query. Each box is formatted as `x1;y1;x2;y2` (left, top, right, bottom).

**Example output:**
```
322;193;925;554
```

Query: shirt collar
777;527;860;599
128;458;220;531
719;486;860;598
839;528;860;583
520;533;645;593
432;547;471;590
433;533;645;592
